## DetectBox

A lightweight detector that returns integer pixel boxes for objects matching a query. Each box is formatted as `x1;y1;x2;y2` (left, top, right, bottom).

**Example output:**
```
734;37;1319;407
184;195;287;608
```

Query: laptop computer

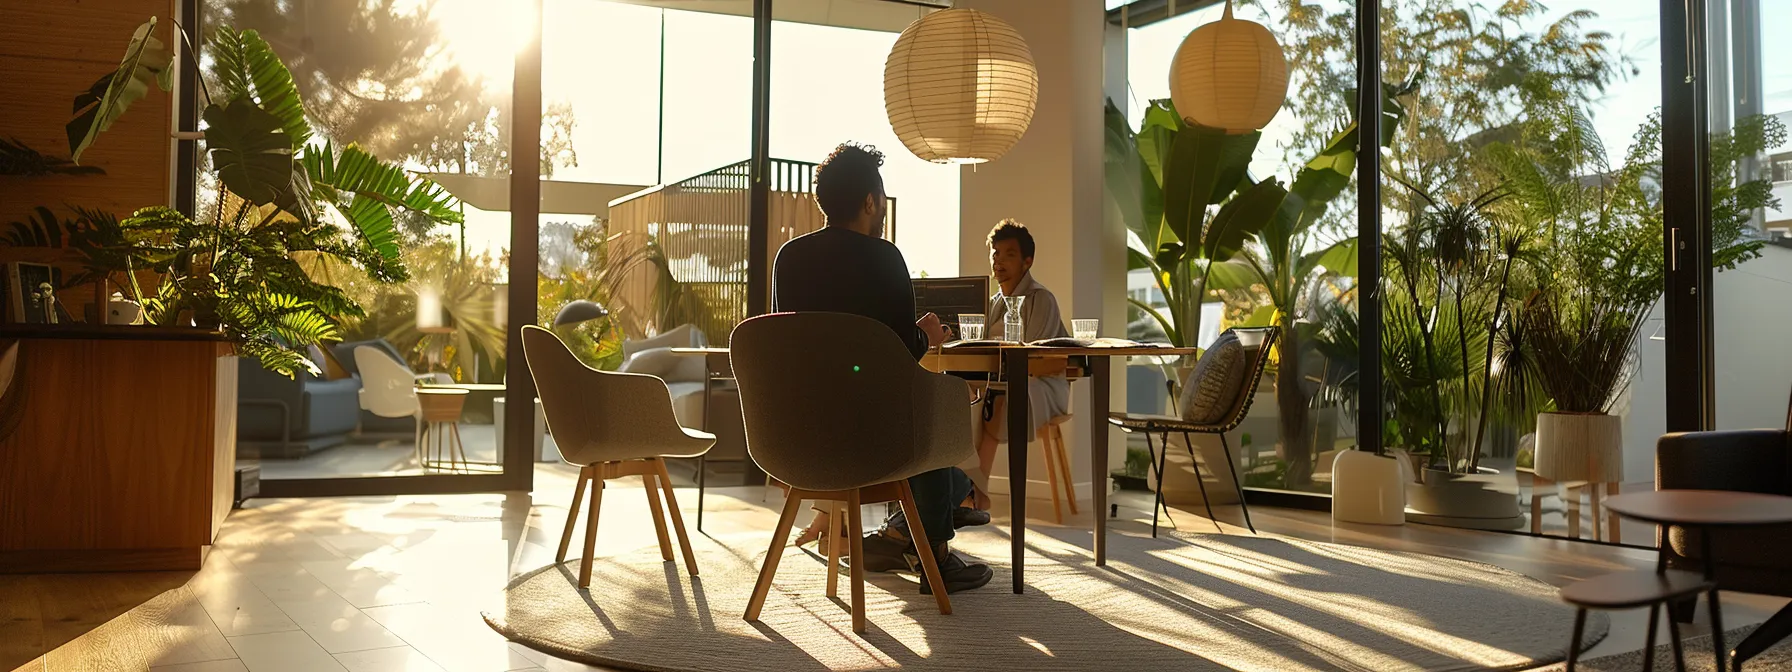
912;276;989;321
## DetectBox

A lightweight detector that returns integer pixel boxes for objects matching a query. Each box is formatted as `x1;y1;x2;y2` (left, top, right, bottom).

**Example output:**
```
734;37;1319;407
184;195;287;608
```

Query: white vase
1533;412;1623;484
1331;449;1406;525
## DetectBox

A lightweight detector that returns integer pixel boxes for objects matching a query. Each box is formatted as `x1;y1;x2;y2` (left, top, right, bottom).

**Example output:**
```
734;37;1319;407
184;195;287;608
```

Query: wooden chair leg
557;466;590;563
1530;474;1548;535
653;459;699;576
449;422;468;472
899;481;952;615
1590;483;1603;541
1039;428;1065;525
1567;484;1581;539
1054;425;1079;515
744;493;805;622
825;501;845;598
579;476;606;589
1605;482;1622;545
642;468;673;563
846;488;868;634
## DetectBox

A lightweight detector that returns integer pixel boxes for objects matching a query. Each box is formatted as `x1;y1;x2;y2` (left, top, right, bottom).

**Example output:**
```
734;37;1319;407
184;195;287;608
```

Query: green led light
852;365;861;372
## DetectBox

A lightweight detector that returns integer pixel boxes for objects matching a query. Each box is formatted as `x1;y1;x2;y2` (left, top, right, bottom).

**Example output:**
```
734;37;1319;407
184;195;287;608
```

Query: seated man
771;142;993;594
967;220;1070;510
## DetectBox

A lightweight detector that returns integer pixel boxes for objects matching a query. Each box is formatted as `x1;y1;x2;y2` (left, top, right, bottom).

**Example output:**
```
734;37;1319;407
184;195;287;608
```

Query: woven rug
485;528;1605;671
1529;624;1789;671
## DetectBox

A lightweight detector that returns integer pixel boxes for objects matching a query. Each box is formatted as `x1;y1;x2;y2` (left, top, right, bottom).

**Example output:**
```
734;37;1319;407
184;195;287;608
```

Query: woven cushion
1177;332;1247;425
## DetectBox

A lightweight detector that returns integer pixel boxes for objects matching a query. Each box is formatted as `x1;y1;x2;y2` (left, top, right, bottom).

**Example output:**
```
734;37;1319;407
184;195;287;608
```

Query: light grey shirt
985;272;1070;439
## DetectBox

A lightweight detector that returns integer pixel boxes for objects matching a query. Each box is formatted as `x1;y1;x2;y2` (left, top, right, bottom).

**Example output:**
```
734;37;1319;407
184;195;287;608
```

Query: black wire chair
1107;327;1278;536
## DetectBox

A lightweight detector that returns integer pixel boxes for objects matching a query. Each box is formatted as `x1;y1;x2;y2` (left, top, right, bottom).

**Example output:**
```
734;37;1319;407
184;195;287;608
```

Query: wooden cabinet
0;326;237;573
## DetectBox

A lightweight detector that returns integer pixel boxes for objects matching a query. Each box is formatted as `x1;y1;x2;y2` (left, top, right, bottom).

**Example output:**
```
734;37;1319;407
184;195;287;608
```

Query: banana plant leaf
67;17;173;163
208;27;311;150
1162;125;1260;261
204;99;293;205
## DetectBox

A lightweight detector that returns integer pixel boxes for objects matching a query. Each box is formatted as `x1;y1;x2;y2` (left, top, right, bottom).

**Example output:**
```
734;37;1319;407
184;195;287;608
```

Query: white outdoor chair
354;346;424;461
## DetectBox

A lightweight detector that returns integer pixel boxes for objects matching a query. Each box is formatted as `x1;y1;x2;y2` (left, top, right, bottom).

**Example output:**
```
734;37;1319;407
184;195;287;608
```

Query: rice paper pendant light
883;8;1038;164
1169;0;1288;133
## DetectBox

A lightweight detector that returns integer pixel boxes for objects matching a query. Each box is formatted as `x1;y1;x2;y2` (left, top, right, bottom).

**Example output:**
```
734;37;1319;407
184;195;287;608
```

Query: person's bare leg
971;397;1005;511
792;508;833;546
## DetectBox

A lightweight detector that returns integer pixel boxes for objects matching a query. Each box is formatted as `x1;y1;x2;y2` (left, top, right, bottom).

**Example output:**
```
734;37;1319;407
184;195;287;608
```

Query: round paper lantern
1169;1;1288;133
884;9;1038;164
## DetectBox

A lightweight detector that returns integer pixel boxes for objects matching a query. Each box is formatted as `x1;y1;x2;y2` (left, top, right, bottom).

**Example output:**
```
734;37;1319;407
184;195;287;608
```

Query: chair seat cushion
1177;333;1246;425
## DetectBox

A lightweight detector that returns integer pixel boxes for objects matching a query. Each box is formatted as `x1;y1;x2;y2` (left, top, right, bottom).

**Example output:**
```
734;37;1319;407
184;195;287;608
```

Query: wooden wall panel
0;0;177;322
0;338;220;557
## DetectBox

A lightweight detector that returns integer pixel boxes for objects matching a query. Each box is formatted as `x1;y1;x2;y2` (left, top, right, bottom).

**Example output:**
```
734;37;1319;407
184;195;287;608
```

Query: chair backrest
1216;327;1280;431
730;312;942;491
332;339;408;378
521;325;692;466
355;346;418;418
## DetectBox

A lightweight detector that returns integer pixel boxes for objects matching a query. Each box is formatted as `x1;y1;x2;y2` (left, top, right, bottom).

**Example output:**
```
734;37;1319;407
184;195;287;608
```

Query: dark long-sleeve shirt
771;226;927;360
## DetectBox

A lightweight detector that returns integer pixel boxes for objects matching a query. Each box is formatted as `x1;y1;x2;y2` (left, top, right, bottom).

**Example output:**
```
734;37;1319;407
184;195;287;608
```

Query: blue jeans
891;467;975;545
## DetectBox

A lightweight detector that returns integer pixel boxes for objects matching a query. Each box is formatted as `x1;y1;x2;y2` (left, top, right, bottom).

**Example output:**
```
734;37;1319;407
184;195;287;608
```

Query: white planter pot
1331;450;1406;525
1533;412;1623;484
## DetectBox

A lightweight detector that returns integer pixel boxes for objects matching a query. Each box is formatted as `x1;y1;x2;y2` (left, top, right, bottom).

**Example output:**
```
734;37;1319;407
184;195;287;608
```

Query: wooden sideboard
0;325;237;573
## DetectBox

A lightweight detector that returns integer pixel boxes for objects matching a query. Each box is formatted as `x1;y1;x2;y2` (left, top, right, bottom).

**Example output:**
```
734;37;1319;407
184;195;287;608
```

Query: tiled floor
4;463;1786;671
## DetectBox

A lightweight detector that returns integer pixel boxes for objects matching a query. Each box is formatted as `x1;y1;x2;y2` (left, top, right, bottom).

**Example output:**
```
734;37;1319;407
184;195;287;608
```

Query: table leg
1704;532;1726;672
1006;348;1030;595
697;368;713;533
1567;607;1587;671
1730;603;1792;671
1091;356;1110;567
1643;603;1660;672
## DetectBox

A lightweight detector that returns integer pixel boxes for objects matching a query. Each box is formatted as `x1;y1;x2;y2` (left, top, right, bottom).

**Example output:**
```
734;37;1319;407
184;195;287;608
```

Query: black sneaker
855;529;916;573
952;506;991;529
918;544;993;595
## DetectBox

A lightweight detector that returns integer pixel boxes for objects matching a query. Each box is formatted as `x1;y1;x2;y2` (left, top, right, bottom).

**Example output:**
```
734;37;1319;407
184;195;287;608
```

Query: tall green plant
68;18;462;375
1114;99;1274;348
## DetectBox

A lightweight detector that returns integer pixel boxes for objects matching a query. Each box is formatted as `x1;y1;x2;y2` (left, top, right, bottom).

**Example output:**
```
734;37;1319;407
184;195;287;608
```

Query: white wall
1622;245;1792;484
955;0;1123;498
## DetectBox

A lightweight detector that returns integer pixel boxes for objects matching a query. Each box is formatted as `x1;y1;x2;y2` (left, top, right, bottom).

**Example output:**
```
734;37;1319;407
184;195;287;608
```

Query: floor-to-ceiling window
206;0;526;492
1118;1;1363;498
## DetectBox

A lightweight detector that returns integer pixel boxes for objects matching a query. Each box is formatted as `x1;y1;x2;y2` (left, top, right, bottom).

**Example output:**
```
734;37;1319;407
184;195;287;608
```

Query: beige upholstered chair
520;325;714;588
1108;327;1279;536
731;312;972;633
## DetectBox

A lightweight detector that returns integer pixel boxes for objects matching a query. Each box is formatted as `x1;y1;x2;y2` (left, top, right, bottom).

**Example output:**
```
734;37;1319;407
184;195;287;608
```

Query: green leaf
67;18;174;163
1206;257;1262;291
1299;237;1359;278
1153;242;1185;271
307;142;463;224
1162;125;1260;250
204;99;293;204
340;194;399;263
1138;99;1181;187
1204;178;1286;262
208;27;311;150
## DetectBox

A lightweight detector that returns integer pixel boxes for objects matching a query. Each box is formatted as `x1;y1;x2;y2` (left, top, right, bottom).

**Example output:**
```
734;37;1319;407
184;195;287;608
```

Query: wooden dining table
677;343;1194;594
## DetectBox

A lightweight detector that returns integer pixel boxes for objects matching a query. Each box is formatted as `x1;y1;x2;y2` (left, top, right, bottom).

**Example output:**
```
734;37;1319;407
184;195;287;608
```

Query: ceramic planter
1533;411;1624;484
1332;449;1407;525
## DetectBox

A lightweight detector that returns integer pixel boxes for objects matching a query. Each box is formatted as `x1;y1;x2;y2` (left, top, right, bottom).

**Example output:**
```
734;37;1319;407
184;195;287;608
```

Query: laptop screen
912;276;989;321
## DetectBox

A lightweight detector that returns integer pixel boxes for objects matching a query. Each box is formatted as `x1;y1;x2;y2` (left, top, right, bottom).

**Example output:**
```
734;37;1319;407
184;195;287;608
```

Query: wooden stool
1037;415;1079;524
1530;472;1622;543
1559;569;1712;671
417;388;469;472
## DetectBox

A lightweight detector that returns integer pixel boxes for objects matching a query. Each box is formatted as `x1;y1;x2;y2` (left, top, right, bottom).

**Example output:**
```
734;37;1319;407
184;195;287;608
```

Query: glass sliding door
205;0;535;494
1373;0;1662;539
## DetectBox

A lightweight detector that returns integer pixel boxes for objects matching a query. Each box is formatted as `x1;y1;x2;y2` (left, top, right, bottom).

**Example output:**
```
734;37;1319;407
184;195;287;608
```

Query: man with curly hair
771;142;992;594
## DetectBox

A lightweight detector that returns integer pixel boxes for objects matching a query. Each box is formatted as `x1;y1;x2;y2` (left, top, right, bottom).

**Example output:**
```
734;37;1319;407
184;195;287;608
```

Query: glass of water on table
1073;319;1100;340
957;314;985;342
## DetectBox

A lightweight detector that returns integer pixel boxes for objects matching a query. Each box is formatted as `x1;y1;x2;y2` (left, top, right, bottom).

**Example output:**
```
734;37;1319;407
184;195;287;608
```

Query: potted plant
66;18;462;376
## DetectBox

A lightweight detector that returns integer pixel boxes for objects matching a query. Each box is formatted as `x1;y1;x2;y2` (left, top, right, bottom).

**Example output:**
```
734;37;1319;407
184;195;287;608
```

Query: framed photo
4;262;64;324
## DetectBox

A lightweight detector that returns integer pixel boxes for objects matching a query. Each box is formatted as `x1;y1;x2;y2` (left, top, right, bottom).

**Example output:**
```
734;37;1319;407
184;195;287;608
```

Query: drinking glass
1002;296;1026;343
957;314;985;341
1073;319;1100;340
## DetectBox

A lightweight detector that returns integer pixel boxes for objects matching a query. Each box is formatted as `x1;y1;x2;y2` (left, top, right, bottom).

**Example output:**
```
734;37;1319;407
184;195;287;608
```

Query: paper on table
1027;337;1172;348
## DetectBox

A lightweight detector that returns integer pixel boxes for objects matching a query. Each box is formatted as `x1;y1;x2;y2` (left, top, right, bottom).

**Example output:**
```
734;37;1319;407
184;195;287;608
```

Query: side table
1597;490;1792;671
417;388;470;473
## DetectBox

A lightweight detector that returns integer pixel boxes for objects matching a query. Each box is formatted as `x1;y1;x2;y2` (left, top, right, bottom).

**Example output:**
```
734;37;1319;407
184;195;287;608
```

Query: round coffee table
1599;490;1792;671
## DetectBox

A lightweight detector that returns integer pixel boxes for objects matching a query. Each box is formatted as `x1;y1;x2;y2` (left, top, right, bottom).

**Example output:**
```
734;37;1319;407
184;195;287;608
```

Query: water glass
1002;296;1026;343
957;314;985;341
1073;319;1100;340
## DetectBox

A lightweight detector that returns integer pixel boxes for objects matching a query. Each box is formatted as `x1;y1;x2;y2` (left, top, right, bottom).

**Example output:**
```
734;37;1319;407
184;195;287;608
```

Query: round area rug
485;528;1605;672
1529;624;1788;671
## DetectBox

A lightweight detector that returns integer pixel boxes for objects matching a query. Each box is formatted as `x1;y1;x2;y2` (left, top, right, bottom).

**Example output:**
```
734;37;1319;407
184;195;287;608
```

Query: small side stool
417;388;470;472
1037;415;1079;524
1559;569;1712;671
